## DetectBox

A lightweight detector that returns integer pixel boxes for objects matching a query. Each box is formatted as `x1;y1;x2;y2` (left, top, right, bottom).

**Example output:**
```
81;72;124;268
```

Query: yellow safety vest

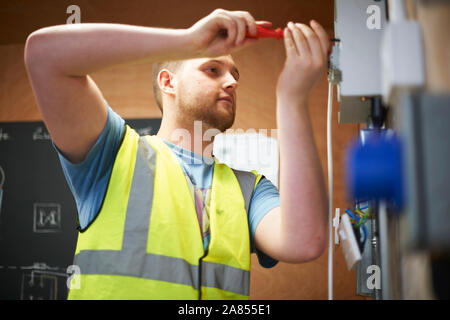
67;125;263;300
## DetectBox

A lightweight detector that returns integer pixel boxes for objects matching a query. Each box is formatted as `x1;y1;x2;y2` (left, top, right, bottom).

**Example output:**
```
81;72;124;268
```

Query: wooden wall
0;0;361;299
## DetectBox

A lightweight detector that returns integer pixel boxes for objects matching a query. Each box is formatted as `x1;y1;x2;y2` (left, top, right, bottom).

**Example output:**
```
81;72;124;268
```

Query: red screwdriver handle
246;25;284;40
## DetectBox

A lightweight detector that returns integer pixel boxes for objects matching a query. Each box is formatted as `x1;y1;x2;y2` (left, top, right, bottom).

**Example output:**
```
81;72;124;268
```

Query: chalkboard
0;118;161;300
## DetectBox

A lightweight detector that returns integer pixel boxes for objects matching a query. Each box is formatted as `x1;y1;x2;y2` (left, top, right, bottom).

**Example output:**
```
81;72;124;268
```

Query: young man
24;9;329;299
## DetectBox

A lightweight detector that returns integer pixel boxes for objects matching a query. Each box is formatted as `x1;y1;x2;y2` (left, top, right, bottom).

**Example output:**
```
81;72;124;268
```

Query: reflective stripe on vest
231;169;257;215
71;133;256;297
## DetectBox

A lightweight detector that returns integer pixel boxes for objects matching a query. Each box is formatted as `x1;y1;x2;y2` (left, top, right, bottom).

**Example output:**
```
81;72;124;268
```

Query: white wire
327;81;334;300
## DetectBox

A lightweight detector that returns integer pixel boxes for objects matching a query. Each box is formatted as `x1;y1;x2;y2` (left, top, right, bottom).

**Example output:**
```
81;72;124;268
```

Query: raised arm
24;9;263;163
254;21;330;263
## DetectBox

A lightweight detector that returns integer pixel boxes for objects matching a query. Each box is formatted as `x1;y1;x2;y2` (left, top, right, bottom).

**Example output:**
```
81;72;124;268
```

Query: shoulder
53;100;126;229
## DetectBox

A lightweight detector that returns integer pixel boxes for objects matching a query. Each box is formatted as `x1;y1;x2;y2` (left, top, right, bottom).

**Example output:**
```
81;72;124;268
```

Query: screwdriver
246;25;284;40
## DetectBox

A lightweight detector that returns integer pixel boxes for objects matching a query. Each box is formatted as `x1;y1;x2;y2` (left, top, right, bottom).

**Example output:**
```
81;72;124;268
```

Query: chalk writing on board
0;128;12;141
33;203;61;233
32;127;51;141
19;262;69;300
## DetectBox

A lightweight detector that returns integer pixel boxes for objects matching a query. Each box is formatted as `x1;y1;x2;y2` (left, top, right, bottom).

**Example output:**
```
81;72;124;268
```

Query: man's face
174;55;239;132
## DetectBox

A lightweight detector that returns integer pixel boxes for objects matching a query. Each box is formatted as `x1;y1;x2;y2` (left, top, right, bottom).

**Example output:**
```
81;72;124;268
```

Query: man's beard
177;95;235;132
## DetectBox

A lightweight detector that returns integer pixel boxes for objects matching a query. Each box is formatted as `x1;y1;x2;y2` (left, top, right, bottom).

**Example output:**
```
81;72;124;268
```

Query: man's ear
158;69;177;97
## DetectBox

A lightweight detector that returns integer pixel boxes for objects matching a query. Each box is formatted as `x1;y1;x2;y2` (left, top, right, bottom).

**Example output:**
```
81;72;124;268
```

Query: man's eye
208;67;218;73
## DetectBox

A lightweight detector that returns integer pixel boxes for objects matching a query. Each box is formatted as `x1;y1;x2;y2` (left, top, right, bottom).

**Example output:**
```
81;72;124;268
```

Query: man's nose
223;74;238;93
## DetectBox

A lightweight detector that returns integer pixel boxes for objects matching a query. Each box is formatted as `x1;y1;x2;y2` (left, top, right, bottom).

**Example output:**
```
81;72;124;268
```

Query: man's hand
276;21;330;104
187;9;272;57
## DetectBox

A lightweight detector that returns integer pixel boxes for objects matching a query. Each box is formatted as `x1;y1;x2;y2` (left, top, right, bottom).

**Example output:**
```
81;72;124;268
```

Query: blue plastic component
346;129;404;211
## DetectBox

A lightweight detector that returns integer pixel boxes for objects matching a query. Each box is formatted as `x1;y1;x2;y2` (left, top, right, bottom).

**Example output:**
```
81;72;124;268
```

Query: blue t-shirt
53;101;280;268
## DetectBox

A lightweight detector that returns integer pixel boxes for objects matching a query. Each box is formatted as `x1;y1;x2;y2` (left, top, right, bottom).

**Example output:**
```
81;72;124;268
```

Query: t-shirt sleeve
248;176;280;268
52;100;125;230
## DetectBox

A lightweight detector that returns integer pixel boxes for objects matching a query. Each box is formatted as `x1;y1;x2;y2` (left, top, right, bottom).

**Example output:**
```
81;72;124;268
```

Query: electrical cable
361;224;367;246
327;81;334;301
345;208;357;221
327;41;341;301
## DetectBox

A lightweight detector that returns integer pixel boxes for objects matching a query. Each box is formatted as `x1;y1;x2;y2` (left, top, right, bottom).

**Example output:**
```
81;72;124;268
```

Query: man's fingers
310;20;330;59
222;10;259;47
218;15;237;48
232;15;247;46
255;20;273;28
283;27;296;59
288;22;309;57
239;11;258;38
296;23;322;60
